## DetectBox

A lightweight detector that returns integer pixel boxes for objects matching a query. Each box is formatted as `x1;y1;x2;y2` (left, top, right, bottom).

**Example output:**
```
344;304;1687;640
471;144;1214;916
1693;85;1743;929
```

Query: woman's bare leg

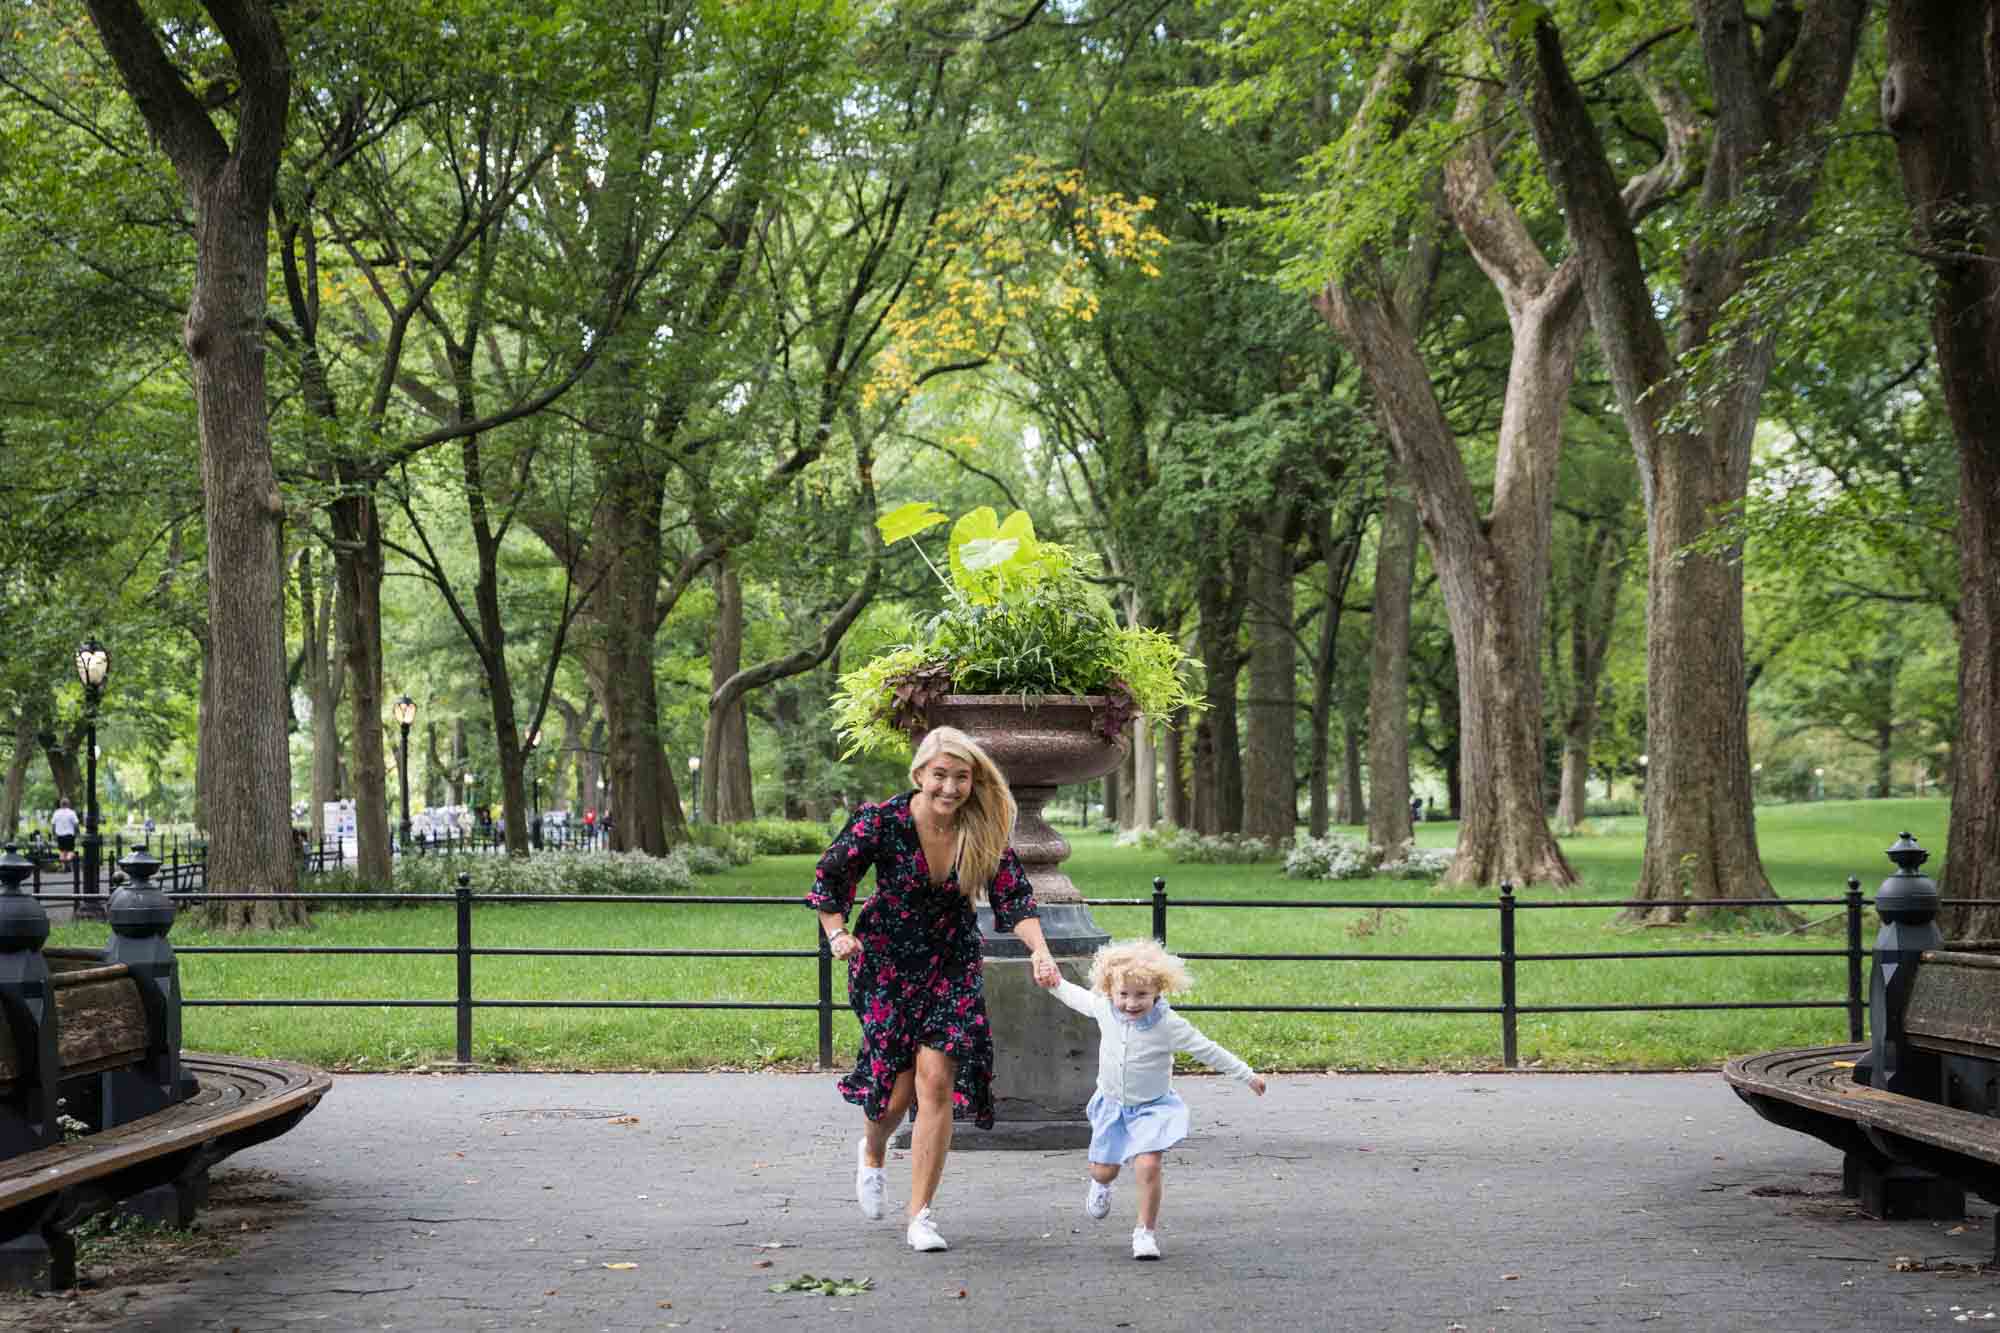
1132;1152;1164;1229
862;1069;915;1167
1088;1162;1121;1184
906;1046;957;1217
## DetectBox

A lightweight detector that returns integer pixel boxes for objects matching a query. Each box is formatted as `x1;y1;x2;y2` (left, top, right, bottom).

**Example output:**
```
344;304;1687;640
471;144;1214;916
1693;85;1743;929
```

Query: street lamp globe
394;695;416;727
75;638;109;690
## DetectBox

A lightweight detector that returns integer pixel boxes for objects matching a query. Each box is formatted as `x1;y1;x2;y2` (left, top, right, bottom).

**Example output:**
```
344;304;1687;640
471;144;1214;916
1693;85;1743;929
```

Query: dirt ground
0;1168;302;1332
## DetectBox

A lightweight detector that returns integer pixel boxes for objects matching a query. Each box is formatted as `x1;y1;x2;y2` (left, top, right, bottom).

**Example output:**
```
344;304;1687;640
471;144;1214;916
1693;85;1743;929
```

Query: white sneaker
1131;1226;1161;1260
1084;1179;1112;1219
854;1141;885;1221
906;1207;949;1252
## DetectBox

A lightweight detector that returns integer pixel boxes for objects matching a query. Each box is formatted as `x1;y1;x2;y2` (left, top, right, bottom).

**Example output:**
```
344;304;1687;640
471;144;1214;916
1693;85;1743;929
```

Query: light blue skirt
1086;1089;1191;1165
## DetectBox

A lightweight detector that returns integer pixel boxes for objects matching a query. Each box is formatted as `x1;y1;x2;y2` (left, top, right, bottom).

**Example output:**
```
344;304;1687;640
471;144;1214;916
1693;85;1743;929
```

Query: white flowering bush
1284;834;1454;883
311;849;706;905
1131;824;1278;864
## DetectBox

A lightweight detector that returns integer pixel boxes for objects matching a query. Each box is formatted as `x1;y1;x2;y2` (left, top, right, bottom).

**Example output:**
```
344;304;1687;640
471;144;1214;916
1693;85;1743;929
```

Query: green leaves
946;505;1040;602
875;501;949;546
768;1274;874;1297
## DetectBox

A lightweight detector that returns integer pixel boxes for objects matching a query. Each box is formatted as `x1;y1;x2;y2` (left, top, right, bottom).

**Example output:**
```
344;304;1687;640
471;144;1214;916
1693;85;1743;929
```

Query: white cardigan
1049;978;1255;1106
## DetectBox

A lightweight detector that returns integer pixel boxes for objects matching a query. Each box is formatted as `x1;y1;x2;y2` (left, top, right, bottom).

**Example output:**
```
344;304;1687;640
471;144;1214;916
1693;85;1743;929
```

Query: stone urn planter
913;694;1128;1146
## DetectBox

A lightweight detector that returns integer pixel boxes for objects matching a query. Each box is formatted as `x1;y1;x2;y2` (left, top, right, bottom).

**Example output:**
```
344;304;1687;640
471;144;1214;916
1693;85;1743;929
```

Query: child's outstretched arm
1043;975;1099;1017
1163;1014;1267;1094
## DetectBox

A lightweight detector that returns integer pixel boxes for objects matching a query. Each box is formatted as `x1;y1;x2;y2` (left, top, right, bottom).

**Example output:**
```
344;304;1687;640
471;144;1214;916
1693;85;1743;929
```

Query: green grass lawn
45;797;1945;1073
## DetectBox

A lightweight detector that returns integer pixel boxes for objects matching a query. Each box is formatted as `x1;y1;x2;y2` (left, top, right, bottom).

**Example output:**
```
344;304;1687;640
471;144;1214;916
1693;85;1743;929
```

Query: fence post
1151;877;1167;945
1499;881;1518;1069
1844;874;1866;1043
455;871;474;1064
817;925;835;1070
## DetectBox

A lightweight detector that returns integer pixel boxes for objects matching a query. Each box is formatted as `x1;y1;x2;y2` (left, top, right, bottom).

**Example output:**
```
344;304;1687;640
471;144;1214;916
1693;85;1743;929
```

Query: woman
808;726;1060;1253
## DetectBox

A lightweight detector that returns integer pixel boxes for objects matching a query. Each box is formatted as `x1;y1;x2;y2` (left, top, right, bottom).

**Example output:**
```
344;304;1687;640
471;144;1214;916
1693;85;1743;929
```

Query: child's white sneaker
1131;1226;1161;1260
1083;1179;1112;1219
854;1141;885;1220
906;1207;949;1252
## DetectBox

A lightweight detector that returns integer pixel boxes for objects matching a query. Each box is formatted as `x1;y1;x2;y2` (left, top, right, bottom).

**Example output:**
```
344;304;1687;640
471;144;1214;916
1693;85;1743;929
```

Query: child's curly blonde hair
1087;938;1194;997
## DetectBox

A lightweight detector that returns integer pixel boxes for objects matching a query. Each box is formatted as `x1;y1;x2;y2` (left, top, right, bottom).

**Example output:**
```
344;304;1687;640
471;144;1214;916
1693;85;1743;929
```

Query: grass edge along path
43;797;1945;1075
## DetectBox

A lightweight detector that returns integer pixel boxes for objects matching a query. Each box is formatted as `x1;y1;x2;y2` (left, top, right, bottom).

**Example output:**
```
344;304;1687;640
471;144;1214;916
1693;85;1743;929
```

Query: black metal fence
54;872;1958;1071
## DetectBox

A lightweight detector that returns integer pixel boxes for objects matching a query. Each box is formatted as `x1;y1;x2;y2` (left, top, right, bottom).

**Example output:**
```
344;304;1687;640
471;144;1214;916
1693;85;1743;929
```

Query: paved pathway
10;1070;1994;1332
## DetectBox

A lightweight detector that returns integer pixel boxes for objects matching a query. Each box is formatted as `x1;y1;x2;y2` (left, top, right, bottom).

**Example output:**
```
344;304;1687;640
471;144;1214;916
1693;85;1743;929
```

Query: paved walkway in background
16;1071;1998;1331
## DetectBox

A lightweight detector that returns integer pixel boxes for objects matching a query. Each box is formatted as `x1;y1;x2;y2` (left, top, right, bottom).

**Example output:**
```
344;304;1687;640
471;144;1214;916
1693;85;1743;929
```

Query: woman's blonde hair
909;726;1016;902
1087;938;1194;997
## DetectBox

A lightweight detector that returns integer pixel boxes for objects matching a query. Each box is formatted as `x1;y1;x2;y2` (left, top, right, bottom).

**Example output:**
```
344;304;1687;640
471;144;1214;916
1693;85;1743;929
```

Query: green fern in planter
833;503;1200;759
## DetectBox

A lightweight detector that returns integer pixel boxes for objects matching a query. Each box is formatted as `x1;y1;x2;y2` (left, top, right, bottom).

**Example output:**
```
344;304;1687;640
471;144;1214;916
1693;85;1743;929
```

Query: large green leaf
876;501;948;546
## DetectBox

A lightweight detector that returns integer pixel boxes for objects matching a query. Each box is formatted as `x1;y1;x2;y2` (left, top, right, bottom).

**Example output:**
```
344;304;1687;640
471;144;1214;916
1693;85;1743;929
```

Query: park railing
35;872;1967;1071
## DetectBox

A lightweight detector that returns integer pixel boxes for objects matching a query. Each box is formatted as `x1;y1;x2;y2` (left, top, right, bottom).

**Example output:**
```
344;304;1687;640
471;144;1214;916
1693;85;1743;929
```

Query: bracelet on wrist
828;928;850;946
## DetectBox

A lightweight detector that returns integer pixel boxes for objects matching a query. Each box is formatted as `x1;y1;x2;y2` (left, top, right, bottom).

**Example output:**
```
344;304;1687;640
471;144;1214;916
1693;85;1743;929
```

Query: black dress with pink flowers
807;791;1039;1129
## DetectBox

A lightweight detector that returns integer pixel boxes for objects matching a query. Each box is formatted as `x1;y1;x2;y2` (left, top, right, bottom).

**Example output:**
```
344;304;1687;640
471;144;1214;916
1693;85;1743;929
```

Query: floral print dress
806;791;1039;1129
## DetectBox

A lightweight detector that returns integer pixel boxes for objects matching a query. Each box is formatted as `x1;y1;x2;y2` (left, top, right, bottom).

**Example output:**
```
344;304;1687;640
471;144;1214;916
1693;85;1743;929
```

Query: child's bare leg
863;1069;916;1167
1132;1152;1164;1229
1088;1161;1121;1184
906;1046;957;1216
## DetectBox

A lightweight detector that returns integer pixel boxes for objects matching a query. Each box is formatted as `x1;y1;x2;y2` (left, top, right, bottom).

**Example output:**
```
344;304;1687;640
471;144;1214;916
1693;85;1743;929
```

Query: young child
1037;938;1266;1259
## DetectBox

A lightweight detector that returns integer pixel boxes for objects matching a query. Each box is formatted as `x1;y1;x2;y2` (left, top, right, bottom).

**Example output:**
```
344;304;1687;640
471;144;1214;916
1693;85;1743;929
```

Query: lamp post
687;754;701;824
528;730;542;850
75;638;109;913
596;775;606;846
1751;761;1762;803
1815;766;1826;801
394;696;415;850
1636;752;1647;800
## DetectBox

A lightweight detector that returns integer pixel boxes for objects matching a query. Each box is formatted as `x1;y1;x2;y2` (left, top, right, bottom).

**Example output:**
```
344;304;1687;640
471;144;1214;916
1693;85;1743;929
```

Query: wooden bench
0;1052;330;1288
0;842;329;1288
1725;835;2000;1262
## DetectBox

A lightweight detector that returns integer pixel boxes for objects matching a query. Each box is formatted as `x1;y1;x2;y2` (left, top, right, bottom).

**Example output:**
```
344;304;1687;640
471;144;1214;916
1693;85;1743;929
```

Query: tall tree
85;0;302;923
1880;0;2000;932
1503;0;1868;917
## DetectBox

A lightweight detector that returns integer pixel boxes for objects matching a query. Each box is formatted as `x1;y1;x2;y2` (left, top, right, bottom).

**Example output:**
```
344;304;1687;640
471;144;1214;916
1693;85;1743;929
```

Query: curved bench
0;1053;330;1288
1725;1041;2000;1201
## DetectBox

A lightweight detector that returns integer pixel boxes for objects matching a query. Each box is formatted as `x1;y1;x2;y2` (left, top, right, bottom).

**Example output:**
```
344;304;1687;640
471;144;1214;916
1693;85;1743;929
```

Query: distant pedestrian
1037;937;1265;1260
1410;796;1424;825
51;797;80;865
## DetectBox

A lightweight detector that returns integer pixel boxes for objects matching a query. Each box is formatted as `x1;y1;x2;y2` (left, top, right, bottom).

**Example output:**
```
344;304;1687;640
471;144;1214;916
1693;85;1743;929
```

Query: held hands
1247;1074;1267;1097
1030;952;1060;988
829;929;863;961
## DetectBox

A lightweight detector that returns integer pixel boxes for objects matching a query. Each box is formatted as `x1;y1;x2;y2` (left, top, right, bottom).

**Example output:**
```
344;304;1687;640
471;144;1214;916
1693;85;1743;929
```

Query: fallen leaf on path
603;1262;639;1271
753;1259;773;1269
609;1115;640;1126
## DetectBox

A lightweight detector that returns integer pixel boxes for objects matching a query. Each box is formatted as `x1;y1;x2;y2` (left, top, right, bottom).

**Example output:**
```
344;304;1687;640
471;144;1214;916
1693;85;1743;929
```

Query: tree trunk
1507;0;1866;918
1339;703;1364;825
774;685;808;820
1365;461;1418;851
84;0;303;925
1554;520;1630;830
1316;85;1581;886
1161;709;1188;829
1242;525;1297;843
2;707;34;837
703;562;756;826
299;545;340;842
598;457;682;853
1882;0;2000;935
1193;550;1249;835
1305;510;1360;838
332;488;394;880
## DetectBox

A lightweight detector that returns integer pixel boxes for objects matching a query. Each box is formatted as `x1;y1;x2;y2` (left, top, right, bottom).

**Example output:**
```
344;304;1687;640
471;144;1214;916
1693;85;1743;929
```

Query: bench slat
1906;951;2000;1059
